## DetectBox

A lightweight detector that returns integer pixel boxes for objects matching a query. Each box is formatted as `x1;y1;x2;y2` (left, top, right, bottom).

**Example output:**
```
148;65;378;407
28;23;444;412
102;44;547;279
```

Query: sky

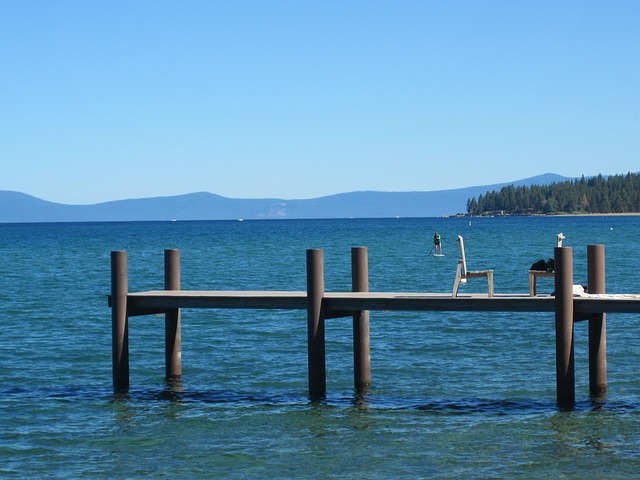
2;1;639;204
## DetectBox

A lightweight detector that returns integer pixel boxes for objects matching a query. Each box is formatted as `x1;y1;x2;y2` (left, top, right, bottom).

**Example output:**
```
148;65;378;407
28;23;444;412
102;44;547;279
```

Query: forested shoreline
466;172;640;216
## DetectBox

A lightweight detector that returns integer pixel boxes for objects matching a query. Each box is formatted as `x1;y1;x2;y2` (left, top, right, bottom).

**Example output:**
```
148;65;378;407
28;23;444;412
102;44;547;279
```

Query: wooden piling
352;247;372;390
554;246;575;409
306;249;326;398
587;244;607;398
111;250;129;391
164;249;182;380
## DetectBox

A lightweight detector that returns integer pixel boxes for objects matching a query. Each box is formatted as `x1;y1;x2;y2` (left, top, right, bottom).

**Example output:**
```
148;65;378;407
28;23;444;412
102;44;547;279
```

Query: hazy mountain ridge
0;173;570;223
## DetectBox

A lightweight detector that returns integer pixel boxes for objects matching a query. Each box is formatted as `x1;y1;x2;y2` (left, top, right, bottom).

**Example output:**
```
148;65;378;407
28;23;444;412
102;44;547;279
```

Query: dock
110;245;640;409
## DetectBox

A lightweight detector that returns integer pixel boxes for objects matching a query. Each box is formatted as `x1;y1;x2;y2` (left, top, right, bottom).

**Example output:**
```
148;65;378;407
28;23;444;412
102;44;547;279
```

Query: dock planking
126;290;640;315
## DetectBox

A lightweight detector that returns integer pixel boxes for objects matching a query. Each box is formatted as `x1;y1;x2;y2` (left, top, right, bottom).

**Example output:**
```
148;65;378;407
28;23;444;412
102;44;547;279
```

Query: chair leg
452;262;463;297
487;271;494;297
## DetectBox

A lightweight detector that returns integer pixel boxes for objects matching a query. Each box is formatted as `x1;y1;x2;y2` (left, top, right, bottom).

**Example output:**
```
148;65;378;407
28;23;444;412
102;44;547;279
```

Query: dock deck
127;290;640;315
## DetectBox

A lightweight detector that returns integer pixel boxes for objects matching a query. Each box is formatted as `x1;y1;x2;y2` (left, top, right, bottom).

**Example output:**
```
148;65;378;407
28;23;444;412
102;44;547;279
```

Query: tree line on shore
466;172;640;215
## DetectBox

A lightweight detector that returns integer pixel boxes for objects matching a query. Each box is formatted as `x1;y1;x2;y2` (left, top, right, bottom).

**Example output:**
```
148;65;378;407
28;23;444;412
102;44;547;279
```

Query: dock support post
164;249;182;381
554;246;575;409
306;249;326;399
111;250;129;391
352;247;372;390
587;244;607;399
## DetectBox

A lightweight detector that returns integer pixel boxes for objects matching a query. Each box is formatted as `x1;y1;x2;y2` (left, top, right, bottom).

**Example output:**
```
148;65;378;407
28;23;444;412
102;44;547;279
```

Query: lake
1;216;639;478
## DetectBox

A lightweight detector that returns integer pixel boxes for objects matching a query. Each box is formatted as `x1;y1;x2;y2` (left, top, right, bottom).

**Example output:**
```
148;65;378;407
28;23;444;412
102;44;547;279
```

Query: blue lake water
1;216;639;478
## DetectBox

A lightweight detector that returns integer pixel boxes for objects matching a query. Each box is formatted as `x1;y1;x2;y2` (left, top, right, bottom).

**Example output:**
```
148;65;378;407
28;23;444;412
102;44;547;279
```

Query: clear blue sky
2;1;639;204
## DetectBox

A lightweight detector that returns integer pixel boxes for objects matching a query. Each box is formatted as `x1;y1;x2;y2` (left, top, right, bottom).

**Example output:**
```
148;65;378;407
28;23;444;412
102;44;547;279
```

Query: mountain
0;173;571;223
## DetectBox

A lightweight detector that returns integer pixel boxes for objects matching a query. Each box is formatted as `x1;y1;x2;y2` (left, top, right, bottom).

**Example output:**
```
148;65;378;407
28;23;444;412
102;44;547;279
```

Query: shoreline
551;212;640;217
458;212;640;218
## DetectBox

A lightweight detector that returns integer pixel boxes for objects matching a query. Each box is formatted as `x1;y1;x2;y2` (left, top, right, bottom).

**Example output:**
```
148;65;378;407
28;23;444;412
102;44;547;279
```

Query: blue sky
2;1;639;204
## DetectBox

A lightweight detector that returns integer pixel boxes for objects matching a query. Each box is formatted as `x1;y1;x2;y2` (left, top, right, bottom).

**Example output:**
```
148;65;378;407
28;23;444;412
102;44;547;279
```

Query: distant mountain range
0;173;571;223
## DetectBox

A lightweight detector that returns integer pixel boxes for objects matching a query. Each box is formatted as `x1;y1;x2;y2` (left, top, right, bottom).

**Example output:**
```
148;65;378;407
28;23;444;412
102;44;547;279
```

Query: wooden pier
110;245;640;409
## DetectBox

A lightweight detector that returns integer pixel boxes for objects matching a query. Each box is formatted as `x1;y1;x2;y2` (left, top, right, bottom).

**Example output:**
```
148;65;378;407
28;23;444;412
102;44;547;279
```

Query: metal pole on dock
554;246;575;409
111;250;129;391
352;247;372;390
587;244;607;398
164;249;182;380
306;248;326;399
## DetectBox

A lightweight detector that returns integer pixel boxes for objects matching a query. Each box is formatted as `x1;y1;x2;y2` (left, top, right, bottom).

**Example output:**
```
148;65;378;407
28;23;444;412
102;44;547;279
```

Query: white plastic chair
452;235;494;297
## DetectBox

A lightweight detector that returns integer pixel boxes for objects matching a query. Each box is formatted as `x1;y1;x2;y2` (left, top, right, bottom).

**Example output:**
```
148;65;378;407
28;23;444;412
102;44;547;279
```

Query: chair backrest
457;235;468;275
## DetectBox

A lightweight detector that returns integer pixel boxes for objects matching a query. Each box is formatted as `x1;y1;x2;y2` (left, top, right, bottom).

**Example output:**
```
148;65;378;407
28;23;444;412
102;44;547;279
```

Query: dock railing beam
352;246;372;391
111;250;129;391
164;249;182;381
587;244;607;399
307;249;326;399
554;246;575;409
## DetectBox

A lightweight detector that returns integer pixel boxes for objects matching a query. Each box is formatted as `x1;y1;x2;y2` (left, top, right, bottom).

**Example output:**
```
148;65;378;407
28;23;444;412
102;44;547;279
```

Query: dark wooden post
587;244;607;398
554;246;575;409
352;247;371;390
164;249;182;380
111;250;129;391
306;249;326;399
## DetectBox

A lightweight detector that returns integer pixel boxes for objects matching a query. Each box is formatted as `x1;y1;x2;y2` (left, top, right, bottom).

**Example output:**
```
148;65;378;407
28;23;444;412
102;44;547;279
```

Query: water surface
1;216;639;478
